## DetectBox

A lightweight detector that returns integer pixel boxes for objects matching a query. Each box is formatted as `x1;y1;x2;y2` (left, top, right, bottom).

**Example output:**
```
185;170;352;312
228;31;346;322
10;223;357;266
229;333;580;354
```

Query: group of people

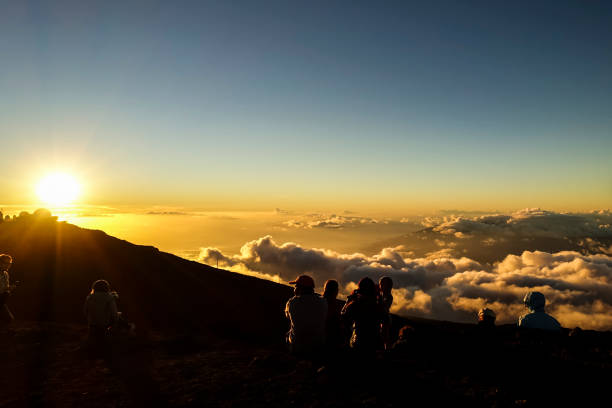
0;252;563;351
285;274;395;355
285;273;563;355
476;290;561;331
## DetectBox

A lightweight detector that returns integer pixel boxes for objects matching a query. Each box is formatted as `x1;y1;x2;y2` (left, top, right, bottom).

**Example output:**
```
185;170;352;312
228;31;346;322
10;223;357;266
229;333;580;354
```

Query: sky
2;1;612;329
1;0;611;214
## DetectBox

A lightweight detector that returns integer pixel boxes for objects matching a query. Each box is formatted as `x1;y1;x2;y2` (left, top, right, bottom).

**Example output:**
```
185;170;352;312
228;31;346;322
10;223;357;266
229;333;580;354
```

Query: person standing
0;254;15;325
285;275;328;354
378;276;394;350
342;277;385;353
84;279;119;348
322;279;344;349
518;291;561;331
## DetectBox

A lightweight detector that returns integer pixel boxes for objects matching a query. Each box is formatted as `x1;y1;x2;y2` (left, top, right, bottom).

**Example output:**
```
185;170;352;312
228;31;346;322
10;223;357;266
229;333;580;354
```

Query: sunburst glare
36;173;81;206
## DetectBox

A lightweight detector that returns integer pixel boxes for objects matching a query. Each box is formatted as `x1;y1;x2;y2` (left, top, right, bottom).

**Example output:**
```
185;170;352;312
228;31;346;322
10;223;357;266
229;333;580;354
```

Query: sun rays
36;173;81;207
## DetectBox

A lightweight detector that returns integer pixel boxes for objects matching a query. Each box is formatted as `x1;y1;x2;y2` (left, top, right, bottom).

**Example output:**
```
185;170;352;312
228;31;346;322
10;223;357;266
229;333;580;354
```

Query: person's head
0;254;13;272
289;274;315;295
357;277;377;298
91;279;111;294
398;325;415;341
323;279;339;299
379;276;393;294
478;308;496;326
523;291;546;313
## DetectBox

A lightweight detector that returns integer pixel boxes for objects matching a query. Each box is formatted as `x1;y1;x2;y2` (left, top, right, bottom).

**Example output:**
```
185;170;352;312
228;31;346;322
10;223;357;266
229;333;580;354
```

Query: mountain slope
0;212;293;341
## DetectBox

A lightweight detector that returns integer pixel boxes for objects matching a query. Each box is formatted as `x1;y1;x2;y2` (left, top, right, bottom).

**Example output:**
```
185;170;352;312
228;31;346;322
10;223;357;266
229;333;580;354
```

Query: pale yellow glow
36;173;81;206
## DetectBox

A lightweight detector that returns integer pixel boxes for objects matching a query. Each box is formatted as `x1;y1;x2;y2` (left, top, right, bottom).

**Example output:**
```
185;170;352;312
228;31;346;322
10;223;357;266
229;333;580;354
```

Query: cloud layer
199;235;612;330
422;208;612;240
283;214;380;229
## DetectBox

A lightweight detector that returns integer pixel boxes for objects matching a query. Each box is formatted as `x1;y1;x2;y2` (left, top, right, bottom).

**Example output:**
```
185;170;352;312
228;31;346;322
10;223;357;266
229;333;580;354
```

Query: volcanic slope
0;211;292;341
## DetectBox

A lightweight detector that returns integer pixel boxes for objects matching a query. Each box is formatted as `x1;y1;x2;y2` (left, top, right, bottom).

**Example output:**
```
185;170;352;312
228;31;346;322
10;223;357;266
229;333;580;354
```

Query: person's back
519;311;561;331
518;291;561;331
342;278;385;351
84;280;118;330
285;275;328;354
378;276;394;350
323;279;343;349
0;254;14;325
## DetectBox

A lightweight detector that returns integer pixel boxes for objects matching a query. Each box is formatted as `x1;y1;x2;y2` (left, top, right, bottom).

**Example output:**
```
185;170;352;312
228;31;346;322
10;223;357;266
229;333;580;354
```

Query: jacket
84;292;118;328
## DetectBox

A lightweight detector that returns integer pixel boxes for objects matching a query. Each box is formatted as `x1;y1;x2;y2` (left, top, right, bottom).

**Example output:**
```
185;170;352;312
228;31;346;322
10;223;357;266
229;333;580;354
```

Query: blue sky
1;1;611;211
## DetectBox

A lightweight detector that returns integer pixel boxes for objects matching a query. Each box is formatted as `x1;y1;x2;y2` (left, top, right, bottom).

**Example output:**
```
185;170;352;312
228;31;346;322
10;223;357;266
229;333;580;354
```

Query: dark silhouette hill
0;211;293;342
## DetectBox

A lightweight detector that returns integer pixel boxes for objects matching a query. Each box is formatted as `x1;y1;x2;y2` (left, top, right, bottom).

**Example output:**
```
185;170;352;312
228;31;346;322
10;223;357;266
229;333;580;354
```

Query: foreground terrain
1;213;611;406
1;320;611;407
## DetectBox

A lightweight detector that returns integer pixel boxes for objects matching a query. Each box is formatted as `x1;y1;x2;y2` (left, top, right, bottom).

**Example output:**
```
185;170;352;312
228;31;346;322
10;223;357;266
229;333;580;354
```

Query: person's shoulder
518;312;535;326
544;313;562;327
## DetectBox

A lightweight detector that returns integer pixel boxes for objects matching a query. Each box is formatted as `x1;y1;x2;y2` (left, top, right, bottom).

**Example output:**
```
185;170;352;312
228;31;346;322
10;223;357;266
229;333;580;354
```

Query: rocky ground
1;320;611;407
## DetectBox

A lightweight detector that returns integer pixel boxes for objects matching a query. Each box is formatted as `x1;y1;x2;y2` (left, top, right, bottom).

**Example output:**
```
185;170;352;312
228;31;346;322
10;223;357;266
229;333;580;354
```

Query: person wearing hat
518;291;561;331
285;274;328;354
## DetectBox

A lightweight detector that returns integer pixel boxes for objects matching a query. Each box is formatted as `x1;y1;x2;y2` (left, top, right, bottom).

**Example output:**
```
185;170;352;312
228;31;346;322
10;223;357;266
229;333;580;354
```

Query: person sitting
84;279;119;346
323;279;344;349
285;275;328;354
378;276;394;349
342;277;385;353
477;307;496;327
0;254;15;325
518;291;561;331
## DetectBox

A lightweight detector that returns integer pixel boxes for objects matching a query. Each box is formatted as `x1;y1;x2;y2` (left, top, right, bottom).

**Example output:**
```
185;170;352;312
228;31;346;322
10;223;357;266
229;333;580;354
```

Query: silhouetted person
342;277;385;353
378;276;394;349
518;291;561;331
323;279;344;349
0;254;15;325
391;324;415;352
477;307;496;327
84;279;119;350
285;275;327;354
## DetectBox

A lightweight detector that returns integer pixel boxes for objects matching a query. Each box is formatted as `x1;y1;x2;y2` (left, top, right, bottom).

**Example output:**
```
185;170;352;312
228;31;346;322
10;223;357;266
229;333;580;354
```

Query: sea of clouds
199;209;612;330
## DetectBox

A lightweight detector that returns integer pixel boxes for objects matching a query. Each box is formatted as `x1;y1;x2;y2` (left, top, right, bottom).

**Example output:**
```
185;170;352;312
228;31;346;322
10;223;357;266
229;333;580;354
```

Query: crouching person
285;275;327;356
84;279;118;353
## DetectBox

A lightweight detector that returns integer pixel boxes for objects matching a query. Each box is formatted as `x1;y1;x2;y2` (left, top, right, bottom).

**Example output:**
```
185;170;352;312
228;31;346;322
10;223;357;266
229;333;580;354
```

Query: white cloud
423;208;612;240
198;236;612;330
283;214;379;229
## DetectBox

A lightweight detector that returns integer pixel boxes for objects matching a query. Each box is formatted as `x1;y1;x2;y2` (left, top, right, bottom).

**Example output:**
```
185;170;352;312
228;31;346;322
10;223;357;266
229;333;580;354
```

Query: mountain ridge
0;212;293;342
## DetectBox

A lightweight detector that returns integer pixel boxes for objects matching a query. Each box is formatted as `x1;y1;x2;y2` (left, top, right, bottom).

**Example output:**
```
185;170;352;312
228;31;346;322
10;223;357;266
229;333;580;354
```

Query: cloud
423;208;612;240
283;214;379;229
146;211;191;215
397;208;612;264
198;236;612;330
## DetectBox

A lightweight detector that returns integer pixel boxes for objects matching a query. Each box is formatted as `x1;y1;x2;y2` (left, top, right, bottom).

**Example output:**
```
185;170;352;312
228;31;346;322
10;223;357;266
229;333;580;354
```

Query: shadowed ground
1;320;611;407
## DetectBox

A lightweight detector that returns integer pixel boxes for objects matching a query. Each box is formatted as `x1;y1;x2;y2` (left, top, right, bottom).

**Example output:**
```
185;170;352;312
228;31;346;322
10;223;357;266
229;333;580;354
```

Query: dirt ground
1;321;611;407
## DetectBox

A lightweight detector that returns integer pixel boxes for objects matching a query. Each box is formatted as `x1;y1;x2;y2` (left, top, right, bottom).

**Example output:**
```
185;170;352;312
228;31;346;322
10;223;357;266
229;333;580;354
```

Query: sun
36;173;81;206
